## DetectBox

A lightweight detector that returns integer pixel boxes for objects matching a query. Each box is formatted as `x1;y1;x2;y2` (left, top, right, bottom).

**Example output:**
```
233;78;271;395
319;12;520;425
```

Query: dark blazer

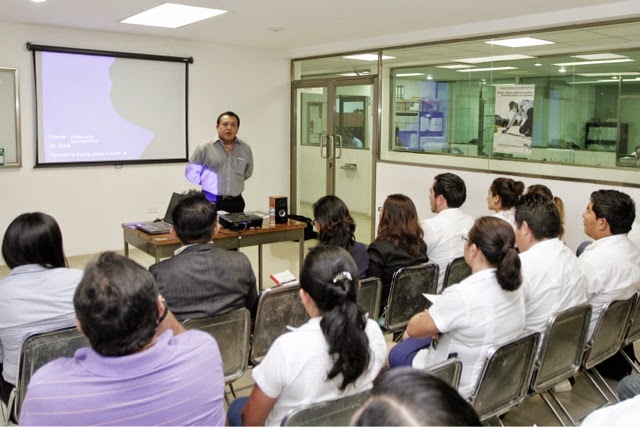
149;242;258;320
351;241;370;279
367;239;428;309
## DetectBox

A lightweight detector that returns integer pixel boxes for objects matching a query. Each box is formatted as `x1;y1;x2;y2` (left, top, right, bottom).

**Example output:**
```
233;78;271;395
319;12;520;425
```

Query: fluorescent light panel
342;54;395;61
571;53;627;60
436;64;474;69
121;3;227;29
577;72;640;77
568;78;640;85
553;58;634;66
485;37;554;48
395;73;425;77
454;54;535;64
457;66;517;73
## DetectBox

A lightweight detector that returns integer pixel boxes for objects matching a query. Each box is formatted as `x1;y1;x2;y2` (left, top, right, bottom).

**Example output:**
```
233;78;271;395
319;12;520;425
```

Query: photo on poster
494;84;535;155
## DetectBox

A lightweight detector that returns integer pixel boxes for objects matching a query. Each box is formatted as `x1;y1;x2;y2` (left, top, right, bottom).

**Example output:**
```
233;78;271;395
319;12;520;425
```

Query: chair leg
547;389;578;426
589;368;619;403
229;383;237;399
539;391;569;426
620;349;640;374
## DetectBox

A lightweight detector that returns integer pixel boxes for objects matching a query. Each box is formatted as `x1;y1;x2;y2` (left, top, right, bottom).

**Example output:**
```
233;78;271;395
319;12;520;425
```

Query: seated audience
229;246;387;426
421;173;474;291
578;190;640;339
389;217;525;398
313;195;369;278
526;183;566;240
351;367;480;426
368;194;428;314
20;252;225;426
0;212;81;405
515;193;587;337
487;177;525;229
149;190;257;320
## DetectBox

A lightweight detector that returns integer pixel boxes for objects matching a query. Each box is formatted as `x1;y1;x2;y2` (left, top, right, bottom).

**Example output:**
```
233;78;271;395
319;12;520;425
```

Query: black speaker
270;196;288;224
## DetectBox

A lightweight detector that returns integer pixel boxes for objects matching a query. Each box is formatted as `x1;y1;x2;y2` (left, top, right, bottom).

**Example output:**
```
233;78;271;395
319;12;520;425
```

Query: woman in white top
0;212;81;404
390;216;525;398
487;177;525;230
231;245;386;426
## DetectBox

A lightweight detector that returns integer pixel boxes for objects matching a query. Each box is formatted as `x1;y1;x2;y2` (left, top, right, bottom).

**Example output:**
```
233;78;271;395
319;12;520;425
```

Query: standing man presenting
186;111;253;213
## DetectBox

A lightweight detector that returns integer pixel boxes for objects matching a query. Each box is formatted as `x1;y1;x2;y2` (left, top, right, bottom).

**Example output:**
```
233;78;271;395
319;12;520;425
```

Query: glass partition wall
292;21;640;185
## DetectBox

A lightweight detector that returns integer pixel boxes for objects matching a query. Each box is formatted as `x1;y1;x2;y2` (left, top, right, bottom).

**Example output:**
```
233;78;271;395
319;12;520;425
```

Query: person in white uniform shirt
389;216;525;398
578;189;640;340
515;193;588;338
228;246;386;426
421;173;474;291
0;212;81;405
487;177;524;230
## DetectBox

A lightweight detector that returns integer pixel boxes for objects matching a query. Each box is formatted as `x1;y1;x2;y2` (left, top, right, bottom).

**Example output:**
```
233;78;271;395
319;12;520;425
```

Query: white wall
376;162;640;254
0;22;290;263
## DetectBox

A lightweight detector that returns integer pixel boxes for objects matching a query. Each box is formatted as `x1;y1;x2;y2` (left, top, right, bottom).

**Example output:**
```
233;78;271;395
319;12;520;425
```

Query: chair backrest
14;326;89;421
623;292;640;346
425;358;463;390
470;331;540;422
531;304;592;392
182;307;250;384
358;277;382;321
442;257;472;292
583;295;636;370
384;263;439;332
250;285;309;365
281;390;371;426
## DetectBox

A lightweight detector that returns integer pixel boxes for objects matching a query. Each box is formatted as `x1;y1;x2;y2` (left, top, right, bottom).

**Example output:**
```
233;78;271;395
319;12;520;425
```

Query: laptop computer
135;192;186;235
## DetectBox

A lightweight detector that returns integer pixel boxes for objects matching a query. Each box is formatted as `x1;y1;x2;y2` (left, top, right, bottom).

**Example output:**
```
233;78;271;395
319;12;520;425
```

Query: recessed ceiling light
559;68;567;73
121;3;227;29
456;66;517;73
577;72;640;77
553;59;634;66
426;74;433;80
534;63;542;67
342;54;395;61
395;73;425;77
436;64;474;69
485;37;554;48
571;53;627;60
568;78;640;85
30;0;47;3
454;54;535;64
337;71;371;76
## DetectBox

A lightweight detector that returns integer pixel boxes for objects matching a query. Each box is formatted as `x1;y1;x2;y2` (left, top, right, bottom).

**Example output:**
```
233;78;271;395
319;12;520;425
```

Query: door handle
320;134;328;159
327;134;335;160
335;134;343;159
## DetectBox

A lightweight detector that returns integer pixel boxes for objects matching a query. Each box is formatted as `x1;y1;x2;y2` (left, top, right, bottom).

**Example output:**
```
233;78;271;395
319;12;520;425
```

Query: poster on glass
494;84;534;155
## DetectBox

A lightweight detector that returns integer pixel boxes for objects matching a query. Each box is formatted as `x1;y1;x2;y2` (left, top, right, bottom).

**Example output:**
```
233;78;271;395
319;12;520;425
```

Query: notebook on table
135;192;186;235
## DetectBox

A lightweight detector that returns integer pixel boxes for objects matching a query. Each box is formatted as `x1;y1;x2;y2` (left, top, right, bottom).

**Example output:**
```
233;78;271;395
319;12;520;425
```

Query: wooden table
122;219;307;289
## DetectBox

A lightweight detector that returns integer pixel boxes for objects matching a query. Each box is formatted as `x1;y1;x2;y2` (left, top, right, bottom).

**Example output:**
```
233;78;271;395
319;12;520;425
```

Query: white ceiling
0;0;620;51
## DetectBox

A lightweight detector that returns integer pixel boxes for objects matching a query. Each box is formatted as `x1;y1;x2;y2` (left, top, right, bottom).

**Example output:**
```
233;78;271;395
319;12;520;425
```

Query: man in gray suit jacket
149;191;258;320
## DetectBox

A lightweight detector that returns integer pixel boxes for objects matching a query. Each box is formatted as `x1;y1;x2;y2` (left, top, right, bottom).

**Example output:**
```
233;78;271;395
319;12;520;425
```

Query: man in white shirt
515;193;588;338
421;173;474;292
578;189;640;339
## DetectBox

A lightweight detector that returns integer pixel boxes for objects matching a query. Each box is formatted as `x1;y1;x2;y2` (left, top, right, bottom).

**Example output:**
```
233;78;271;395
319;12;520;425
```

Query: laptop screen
163;192;186;224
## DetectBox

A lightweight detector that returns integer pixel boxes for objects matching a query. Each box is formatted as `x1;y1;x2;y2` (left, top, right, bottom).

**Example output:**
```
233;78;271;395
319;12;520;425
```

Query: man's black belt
213;194;242;200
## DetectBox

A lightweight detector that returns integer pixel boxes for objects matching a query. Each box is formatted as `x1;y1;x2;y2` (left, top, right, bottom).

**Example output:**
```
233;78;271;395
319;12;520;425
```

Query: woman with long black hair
229;246;386;426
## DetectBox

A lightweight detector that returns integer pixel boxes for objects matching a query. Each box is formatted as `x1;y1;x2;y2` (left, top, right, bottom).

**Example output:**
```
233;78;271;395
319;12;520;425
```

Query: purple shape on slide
41;52;154;163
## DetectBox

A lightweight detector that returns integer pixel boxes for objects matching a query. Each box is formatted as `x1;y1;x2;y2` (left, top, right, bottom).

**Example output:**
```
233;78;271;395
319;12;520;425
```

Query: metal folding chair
383;263;438;338
469;331;540;424
250;285;309;365
425;358;463;390
280;390;371;426
182;307;251;403
529;304;592;426
357;277;382;321
441;256;472;292
4;326;89;425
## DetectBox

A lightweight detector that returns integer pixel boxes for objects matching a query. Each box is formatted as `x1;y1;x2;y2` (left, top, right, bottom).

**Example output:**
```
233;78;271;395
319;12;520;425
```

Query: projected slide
32;47;189;166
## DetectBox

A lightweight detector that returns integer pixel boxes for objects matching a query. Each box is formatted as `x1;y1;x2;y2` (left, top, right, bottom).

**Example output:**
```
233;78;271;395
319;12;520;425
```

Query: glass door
292;77;377;243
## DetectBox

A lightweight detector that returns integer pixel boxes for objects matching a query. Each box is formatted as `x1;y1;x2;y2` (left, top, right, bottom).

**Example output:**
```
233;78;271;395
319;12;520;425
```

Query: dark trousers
0;364;14;405
203;192;245;213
